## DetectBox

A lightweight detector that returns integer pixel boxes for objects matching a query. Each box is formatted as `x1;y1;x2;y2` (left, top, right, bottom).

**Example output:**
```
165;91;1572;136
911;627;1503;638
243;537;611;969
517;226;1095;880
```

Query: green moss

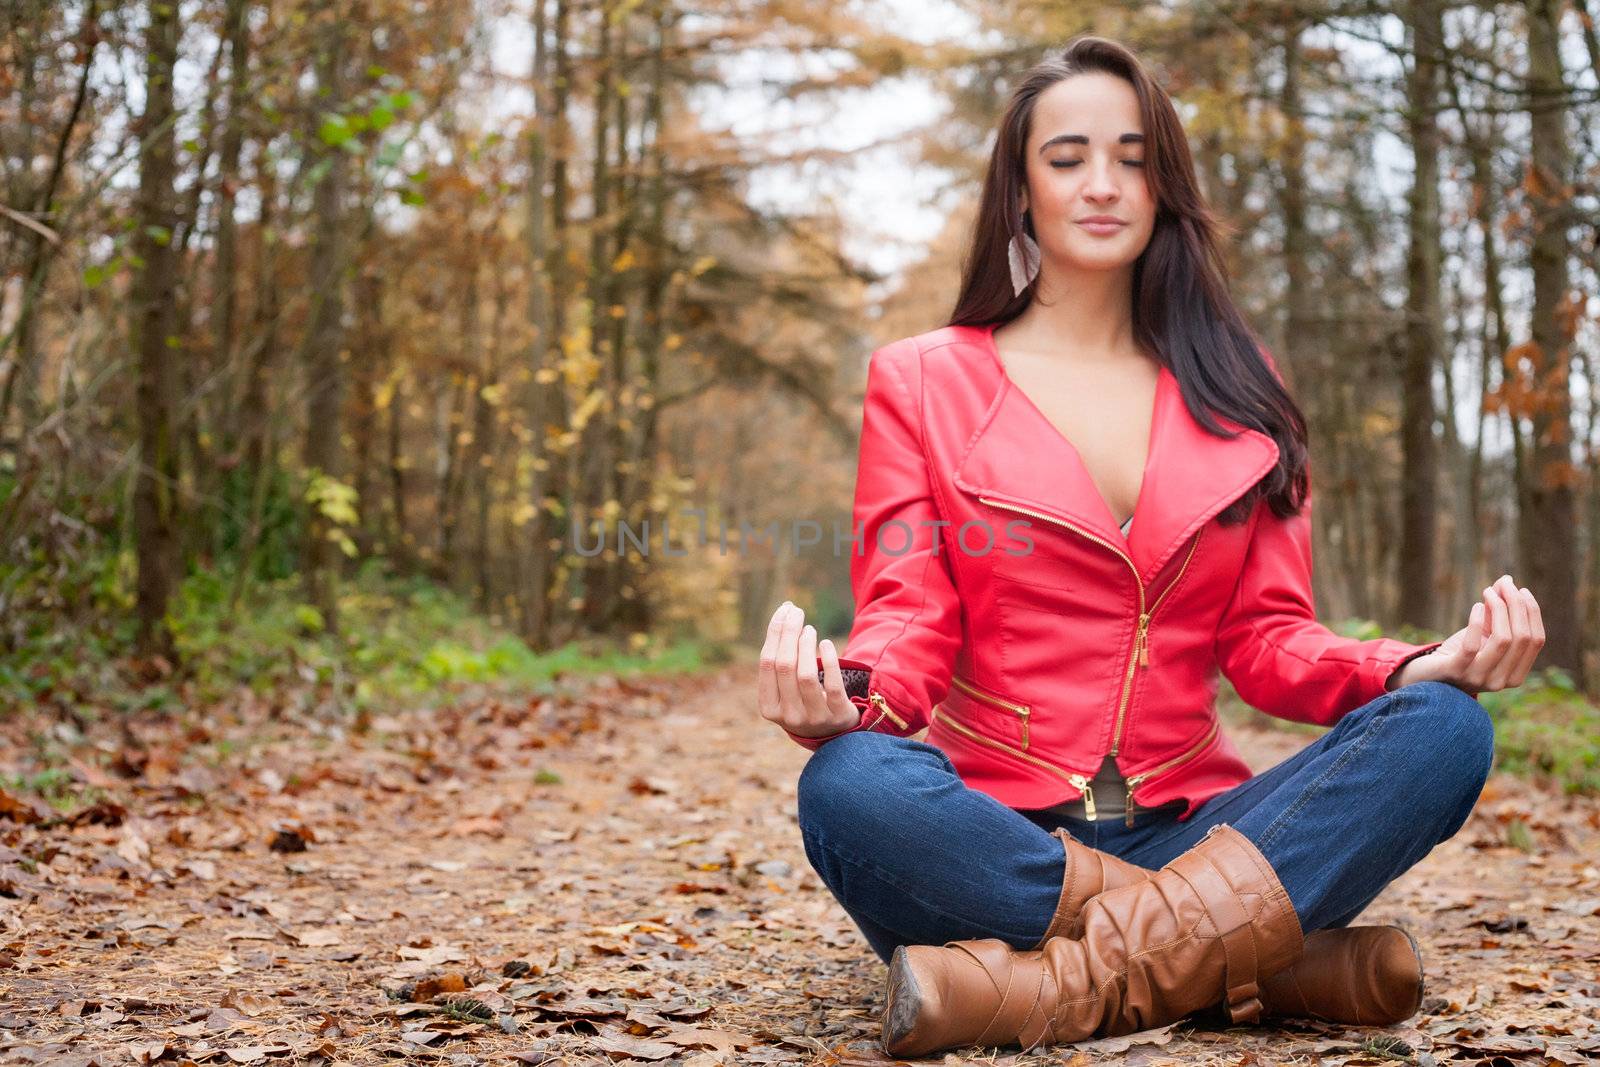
2;553;715;721
2;768;105;812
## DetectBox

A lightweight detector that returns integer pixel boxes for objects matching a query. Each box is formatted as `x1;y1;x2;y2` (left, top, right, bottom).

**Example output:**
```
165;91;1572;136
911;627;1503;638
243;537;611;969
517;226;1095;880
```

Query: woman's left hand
1392;573;1545;696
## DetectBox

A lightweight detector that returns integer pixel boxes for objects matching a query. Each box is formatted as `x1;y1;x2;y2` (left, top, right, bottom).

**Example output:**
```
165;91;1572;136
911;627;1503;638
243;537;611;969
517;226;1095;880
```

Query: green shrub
1479;668;1600;795
3;545;715;718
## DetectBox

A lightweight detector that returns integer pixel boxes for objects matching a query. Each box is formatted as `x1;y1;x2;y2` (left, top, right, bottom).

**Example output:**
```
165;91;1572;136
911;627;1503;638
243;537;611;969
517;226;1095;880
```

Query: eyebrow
1038;132;1145;154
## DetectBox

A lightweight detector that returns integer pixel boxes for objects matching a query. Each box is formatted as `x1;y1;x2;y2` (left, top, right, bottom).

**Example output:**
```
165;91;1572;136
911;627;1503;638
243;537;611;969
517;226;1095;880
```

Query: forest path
3;665;1599;1065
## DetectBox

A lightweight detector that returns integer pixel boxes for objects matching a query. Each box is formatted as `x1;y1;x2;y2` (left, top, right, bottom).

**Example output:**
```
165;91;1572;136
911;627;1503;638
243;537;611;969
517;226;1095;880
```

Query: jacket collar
952;323;1281;583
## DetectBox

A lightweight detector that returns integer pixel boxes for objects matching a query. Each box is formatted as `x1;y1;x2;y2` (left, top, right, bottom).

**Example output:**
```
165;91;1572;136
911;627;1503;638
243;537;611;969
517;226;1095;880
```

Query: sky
480;0;986;291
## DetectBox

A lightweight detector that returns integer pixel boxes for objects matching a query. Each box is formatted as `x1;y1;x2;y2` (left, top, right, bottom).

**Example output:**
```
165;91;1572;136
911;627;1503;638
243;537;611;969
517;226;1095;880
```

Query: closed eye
1050;160;1145;168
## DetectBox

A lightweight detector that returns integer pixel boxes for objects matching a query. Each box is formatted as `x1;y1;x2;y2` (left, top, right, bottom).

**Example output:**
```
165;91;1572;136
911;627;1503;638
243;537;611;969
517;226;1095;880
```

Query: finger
1460;600;1485;658
796;624;830;726
773;602;805;724
1480;584;1513;689
1511;584;1546;683
1522;585;1545;640
818;637;854;716
757;603;789;721
1463;597;1493;691
1453;601;1487;692
1495;574;1532;686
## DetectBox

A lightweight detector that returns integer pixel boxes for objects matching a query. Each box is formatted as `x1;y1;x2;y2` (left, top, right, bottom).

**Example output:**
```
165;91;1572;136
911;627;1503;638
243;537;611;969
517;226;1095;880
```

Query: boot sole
1400;924;1425;1020
881;944;924;1055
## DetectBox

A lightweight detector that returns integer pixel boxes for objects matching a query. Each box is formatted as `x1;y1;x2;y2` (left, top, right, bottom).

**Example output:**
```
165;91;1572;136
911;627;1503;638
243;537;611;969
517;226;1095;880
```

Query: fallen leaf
223;1045;292;1063
0;789;47;824
397;943;467;965
117;822;152;866
448;815;504;838
130;1040;168;1064
220;991;273;1016
1061;1022;1177;1055
293;928;342;947
401;1030;444;1046
180;858;218;880
412;973;467;1001
656;1026;753;1053
592;1027;680;1060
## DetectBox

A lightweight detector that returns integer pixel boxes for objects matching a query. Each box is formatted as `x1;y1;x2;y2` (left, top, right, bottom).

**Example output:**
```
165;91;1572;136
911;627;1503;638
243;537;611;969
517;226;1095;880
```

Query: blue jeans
795;680;1494;965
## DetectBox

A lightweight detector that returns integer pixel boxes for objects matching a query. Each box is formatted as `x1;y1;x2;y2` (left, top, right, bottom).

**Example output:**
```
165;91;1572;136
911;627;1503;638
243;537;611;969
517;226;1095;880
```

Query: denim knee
795;729;949;844
795;729;897;836
1394;680;1496;801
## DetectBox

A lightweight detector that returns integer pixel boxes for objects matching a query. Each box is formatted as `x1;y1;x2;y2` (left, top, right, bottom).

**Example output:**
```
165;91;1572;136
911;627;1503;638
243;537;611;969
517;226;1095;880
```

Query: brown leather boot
1035;828;1425;1026
1033;827;1156;944
881;823;1304;1057
1255;924;1424;1025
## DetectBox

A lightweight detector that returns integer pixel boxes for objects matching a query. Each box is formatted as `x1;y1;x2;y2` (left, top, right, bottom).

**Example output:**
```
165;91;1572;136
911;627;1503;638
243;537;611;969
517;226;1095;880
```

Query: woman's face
1019;72;1155;277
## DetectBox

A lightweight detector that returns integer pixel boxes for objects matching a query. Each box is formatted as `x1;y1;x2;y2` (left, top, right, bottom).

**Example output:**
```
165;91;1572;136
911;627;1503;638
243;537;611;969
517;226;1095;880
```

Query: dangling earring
1008;218;1041;298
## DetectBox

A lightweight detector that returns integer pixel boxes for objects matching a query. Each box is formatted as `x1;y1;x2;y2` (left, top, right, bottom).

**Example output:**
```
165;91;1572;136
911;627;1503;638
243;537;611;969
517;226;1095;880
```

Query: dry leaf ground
2;667;1599;1066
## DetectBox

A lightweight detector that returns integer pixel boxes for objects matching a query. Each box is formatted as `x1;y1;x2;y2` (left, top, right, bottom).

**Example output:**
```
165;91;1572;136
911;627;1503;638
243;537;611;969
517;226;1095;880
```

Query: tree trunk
0;0;98;438
226;135;284;614
518;0;555;642
577;0;619;634
1523;0;1582;681
1444;31;1513;617
615;0;672;633
389;372;411;569
435;259;482;586
212;0;252;451
349;267;384;558
436;367;469;583
472;278;509;615
522;0;574;650
301;5;352;631
604;53;645;630
132;0;182;660
1398;0;1444;630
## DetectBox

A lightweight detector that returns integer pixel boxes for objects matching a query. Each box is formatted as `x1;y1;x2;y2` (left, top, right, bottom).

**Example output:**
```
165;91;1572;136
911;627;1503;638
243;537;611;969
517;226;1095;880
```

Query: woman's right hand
757;600;861;740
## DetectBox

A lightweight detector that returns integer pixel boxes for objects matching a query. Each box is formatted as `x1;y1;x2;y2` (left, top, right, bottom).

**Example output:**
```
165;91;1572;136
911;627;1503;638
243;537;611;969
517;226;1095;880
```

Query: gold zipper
1068;773;1096;820
950;674;1032;748
1121;718;1220;828
979;496;1202;757
867;691;908;730
932;709;1099;816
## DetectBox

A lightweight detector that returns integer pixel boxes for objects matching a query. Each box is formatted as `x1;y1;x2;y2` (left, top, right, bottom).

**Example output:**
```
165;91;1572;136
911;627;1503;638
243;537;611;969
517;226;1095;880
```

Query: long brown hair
947;34;1308;525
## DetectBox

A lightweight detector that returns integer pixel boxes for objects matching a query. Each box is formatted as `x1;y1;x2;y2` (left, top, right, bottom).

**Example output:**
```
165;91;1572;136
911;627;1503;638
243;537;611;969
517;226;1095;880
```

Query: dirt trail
3;666;1598;1065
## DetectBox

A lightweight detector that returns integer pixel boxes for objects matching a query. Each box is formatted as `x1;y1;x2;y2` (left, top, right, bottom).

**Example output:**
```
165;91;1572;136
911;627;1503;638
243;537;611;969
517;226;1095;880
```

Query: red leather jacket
785;323;1441;824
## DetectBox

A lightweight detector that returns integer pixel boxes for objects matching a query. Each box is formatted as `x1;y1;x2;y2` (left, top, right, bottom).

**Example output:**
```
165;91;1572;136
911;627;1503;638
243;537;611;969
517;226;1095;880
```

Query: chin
1062;250;1138;273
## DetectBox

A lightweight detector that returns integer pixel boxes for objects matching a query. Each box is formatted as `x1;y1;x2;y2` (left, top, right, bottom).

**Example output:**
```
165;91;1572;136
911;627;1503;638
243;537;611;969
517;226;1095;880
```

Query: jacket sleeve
784;339;964;751
1211;488;1443;728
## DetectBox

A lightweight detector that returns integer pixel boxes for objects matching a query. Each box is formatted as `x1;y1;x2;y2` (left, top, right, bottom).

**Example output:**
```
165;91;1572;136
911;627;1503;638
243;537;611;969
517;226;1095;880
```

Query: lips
1076;218;1127;235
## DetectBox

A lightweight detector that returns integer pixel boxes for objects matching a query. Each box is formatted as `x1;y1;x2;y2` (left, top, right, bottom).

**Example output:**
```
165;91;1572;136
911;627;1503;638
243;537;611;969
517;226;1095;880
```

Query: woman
754;35;1544;1058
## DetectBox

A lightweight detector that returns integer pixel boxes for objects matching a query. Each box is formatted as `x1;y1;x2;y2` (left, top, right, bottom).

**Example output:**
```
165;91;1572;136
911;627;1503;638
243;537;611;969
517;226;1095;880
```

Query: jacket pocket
944;674;1033;749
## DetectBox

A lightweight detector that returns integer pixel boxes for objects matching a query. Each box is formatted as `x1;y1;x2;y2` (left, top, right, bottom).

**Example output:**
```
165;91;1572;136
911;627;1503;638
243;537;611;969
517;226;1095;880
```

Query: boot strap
1032;829;1080;947
955;941;1056;1047
1178;856;1266;1024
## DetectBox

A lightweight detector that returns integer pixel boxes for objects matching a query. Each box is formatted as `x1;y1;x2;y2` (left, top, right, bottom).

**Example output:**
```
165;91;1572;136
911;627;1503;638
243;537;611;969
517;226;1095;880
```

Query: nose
1082;156;1121;204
